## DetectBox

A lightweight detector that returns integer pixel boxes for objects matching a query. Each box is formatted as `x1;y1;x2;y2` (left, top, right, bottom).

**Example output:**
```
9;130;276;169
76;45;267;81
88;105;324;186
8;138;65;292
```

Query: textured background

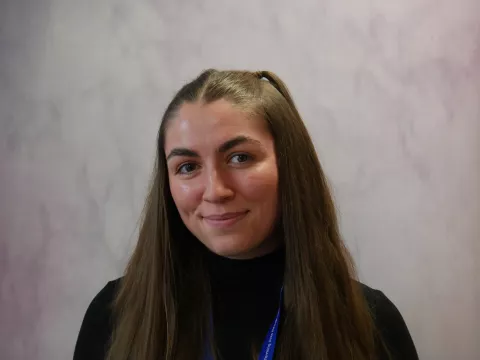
1;0;479;359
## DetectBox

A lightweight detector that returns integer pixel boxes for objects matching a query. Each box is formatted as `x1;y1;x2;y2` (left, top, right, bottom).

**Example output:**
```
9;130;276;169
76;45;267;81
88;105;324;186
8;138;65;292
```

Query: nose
202;168;234;203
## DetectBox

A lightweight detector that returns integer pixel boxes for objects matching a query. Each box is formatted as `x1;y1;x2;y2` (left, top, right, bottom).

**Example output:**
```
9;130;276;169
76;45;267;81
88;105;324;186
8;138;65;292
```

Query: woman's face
164;99;279;259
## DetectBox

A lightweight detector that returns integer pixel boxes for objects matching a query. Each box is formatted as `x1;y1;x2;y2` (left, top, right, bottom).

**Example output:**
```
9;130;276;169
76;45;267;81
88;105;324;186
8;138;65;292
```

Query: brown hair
106;70;379;360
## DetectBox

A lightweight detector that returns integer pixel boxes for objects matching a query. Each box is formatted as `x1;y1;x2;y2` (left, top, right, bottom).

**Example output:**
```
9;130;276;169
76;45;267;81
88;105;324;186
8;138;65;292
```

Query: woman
73;70;418;360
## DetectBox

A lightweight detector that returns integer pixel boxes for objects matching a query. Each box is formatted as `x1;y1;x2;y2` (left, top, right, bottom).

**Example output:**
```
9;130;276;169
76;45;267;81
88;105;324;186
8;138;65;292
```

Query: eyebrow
166;135;261;161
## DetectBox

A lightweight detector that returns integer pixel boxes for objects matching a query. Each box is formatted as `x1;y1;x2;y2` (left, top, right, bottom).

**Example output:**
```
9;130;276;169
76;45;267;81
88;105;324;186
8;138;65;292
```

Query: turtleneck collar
207;246;285;293
206;246;285;360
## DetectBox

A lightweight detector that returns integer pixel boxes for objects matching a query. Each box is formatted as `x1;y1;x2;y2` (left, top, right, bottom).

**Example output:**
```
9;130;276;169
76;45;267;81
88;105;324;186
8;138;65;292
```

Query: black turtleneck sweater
207;248;285;359
73;249;418;360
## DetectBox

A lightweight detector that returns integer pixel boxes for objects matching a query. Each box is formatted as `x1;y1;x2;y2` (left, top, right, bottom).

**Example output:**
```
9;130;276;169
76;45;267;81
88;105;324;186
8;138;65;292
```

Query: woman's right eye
176;163;198;175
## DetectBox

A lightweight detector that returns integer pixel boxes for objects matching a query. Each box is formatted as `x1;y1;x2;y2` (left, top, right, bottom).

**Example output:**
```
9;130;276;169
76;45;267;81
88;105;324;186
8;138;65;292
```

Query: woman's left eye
229;153;251;164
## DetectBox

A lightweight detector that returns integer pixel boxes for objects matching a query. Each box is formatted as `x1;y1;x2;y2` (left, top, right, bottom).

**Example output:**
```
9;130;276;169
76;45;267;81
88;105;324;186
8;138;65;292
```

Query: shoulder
73;278;122;360
81;278;121;326
358;282;419;360
89;278;121;310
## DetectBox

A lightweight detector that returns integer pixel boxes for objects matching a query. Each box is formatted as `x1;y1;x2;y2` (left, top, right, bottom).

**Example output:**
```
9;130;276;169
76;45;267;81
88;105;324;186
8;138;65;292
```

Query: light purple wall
1;0;479;359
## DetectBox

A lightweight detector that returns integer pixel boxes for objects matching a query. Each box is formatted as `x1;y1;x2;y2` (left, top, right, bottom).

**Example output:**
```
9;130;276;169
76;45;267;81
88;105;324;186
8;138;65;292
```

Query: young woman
74;70;418;360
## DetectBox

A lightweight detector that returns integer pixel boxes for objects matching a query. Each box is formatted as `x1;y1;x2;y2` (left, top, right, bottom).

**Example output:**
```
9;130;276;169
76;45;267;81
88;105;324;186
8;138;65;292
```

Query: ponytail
254;70;301;118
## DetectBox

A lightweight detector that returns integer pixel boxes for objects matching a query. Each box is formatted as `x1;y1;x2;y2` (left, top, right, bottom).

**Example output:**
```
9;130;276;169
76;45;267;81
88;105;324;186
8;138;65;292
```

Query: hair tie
255;71;268;81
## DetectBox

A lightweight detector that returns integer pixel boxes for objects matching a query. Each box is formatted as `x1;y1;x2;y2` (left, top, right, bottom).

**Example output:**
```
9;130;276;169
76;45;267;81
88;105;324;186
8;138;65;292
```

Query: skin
164;99;280;259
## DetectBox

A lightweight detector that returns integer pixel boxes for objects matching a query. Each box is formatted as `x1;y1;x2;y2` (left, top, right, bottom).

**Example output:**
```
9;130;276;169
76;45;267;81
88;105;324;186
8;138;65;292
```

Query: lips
203;212;246;220
202;211;248;228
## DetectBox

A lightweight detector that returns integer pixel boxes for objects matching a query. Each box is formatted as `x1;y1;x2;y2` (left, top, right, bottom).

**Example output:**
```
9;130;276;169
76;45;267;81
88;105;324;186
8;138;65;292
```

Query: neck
207;245;285;291
207;245;285;360
223;238;281;260
221;228;282;260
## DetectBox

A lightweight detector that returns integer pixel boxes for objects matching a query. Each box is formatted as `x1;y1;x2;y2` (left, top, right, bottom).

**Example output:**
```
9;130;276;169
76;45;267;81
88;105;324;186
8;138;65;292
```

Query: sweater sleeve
73;280;118;360
371;289;419;360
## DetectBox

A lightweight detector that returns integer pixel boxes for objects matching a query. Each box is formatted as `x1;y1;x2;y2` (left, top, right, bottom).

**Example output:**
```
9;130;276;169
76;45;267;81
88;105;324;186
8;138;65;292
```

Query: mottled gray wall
1;0;479;359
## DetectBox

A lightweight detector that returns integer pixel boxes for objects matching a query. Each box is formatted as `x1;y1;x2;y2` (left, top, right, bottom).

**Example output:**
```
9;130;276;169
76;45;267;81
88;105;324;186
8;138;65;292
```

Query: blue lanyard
205;287;283;360
257;294;282;360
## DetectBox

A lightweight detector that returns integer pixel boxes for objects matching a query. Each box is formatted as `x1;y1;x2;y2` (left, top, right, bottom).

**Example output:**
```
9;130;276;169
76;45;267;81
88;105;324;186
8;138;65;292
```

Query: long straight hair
106;70;378;360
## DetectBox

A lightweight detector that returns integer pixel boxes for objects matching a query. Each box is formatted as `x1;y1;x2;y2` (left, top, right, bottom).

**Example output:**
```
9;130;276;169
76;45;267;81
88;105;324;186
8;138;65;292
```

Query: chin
208;244;249;259
204;237;255;259
206;237;274;260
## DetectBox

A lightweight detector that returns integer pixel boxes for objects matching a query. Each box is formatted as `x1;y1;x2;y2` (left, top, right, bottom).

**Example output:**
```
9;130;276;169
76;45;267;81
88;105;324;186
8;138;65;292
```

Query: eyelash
229;153;253;164
175;153;253;175
176;163;198;175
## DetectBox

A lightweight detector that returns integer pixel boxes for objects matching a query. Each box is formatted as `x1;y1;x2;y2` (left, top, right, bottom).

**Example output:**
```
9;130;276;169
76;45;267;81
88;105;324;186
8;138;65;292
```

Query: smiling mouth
202;211;248;228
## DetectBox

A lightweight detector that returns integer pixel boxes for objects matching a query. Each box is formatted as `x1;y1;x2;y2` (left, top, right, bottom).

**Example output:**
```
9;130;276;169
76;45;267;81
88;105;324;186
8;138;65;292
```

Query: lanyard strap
205;287;283;360
257;296;282;360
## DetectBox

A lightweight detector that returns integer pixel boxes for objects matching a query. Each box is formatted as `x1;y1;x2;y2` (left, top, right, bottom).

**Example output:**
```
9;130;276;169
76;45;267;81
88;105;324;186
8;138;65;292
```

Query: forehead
164;99;270;151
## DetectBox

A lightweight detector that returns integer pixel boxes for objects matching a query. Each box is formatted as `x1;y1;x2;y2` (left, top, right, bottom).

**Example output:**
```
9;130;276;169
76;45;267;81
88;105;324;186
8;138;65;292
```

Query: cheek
169;180;202;213
241;167;278;202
